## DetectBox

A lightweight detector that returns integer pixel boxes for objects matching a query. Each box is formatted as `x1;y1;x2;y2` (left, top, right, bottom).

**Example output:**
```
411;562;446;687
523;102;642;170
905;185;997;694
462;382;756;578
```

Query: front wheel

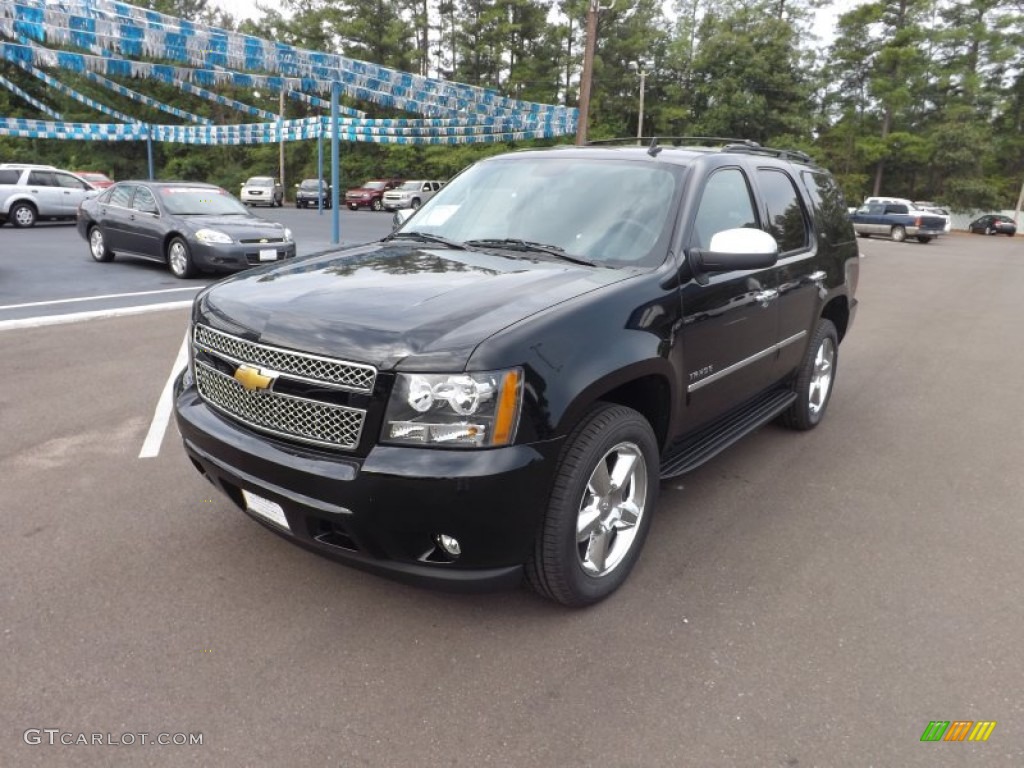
348;204;358;211
781;319;839;431
167;236;197;279
890;225;906;243
526;404;658;607
88;226;114;262
371;198;383;212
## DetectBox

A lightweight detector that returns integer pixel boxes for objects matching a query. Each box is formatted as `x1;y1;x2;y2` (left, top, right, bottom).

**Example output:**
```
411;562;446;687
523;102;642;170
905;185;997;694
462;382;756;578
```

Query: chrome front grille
195;361;365;450
194;324;376;392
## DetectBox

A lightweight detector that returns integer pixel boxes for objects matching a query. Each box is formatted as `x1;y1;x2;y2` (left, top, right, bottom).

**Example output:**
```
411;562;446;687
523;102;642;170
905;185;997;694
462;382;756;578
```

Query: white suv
240;176;284;207
382;180;444;211
0;165;98;228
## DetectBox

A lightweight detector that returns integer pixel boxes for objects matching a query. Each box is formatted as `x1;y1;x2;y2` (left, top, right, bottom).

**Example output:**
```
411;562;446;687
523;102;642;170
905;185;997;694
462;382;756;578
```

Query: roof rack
587;136;754;148
585;136;816;165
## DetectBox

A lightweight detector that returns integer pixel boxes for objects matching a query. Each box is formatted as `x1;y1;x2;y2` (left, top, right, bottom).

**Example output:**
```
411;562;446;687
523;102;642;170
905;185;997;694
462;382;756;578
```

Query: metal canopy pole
146;126;154;179
331;82;340;244
317;118;324;216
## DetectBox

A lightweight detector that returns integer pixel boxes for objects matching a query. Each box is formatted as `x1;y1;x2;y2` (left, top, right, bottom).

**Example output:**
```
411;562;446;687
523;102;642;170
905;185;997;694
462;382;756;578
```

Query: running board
659;390;797;479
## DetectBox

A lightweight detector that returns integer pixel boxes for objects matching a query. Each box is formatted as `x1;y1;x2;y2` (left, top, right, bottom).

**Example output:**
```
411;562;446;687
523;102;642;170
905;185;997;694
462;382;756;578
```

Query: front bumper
190;240;296;271
174;374;562;592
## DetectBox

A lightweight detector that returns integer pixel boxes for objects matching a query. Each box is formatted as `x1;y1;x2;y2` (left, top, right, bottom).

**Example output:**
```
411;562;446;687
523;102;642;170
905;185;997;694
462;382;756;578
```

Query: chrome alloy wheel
808;336;836;417
576;441;648;577
89;228;106;259
169;240;188;276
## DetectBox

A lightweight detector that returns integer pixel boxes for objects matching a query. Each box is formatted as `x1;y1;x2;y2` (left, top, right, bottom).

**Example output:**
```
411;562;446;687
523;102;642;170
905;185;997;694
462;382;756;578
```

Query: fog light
436;534;461;557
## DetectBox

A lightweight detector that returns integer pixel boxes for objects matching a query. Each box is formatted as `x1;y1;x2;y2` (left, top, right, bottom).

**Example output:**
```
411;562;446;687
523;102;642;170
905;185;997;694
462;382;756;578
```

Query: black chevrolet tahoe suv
174;138;859;606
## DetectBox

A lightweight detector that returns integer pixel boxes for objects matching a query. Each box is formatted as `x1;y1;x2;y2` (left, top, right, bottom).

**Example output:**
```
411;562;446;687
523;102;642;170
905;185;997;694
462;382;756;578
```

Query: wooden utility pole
575;0;615;146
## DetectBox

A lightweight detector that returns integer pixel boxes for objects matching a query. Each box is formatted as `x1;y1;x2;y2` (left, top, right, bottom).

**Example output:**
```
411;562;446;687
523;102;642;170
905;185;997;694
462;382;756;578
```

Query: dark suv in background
175;138;859;606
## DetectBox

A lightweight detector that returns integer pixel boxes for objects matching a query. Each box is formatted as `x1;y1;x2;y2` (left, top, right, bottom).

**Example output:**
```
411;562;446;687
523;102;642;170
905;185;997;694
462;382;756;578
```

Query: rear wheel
526;403;658;607
167;236;197;279
781;318;838;431
890;225;906;242
985;226;994;235
10;202;37;228
88;226;114;262
916;236;932;243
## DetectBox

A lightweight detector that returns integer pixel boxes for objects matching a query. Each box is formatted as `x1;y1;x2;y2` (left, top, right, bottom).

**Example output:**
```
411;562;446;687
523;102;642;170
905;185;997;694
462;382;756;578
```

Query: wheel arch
821;295;850;343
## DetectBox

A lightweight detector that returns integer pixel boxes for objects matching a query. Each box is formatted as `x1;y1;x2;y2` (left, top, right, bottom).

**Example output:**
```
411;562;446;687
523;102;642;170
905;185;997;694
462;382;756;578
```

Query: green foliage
1;0;1022;213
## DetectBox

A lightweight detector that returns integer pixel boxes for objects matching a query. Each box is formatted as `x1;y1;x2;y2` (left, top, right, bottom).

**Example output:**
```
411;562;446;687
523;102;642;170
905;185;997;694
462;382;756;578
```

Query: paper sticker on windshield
416;205;458;226
162;187;225;195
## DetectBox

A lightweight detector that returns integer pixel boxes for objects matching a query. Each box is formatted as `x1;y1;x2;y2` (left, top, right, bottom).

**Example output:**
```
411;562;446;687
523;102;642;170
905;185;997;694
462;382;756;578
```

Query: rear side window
28;171;56;186
755;168;809;253
802;171;855;246
0;169;20;184
109;185;134;207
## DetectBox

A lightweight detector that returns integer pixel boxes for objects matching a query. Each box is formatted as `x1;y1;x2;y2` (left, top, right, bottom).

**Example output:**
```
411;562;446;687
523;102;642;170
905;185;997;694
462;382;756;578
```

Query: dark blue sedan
77;181;296;278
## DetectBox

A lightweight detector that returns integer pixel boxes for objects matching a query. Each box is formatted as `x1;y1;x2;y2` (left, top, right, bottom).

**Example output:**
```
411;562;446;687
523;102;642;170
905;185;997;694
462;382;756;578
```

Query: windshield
158;187;248;215
397;182;420;191
81;172;109;182
396;156;680;267
362;181;388;190
247;178;274;187
300;180;324;189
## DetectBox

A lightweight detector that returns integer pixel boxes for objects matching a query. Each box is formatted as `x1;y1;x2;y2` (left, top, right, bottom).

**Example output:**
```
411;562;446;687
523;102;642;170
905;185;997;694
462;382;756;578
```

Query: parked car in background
0;165;98;227
382;180;444;211
78;181;296;278
913;201;952;233
75;171;115;189
850;202;946;243
345;178;403;211
295;178;332;209
968;214;1017;236
240;176;284;207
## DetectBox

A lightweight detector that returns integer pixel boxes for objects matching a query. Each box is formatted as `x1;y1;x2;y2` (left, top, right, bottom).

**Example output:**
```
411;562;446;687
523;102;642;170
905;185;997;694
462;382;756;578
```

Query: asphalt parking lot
2;230;1023;766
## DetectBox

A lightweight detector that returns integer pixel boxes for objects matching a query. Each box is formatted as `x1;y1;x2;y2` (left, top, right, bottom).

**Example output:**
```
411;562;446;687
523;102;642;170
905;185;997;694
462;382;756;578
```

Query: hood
181;214;287;239
197;242;634;370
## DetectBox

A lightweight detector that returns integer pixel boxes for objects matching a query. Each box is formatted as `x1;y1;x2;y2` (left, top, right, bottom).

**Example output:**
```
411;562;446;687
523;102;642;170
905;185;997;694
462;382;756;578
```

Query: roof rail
587;136;755;147
721;144;815;164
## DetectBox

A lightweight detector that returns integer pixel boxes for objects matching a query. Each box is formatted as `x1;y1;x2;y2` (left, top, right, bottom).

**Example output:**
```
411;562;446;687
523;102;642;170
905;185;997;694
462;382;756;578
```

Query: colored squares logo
920;721;996;742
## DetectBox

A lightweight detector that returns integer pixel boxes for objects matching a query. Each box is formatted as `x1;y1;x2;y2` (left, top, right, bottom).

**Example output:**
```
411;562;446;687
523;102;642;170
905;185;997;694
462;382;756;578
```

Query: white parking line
0;286;202;311
139;330;191;459
0;301;193;332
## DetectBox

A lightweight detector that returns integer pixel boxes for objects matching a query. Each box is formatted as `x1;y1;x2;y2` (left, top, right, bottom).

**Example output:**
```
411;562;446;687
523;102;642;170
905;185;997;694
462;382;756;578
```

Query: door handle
753;289;778;306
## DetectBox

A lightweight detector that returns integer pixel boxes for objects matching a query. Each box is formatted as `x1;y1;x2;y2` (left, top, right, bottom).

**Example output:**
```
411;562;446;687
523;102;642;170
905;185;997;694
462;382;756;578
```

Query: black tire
890;225;906;243
781;318;839;431
916;236;932;243
296;202;302;209
371;198;383;212
88;225;114;262
525;403;659;607
985;226;994;235
348;204;358;211
857;232;869;239
411;198;422;209
10;202;37;228
167;236;197;279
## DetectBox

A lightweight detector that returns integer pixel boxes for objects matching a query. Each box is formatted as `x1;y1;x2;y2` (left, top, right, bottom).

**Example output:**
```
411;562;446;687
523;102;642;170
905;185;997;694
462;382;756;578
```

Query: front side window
133;187;158;214
690;168;758;251
756;169;809;253
55;173;88;190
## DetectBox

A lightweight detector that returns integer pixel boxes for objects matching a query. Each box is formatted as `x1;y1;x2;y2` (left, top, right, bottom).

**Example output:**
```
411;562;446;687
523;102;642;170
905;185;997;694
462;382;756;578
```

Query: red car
344;178;403;211
75;171;114;189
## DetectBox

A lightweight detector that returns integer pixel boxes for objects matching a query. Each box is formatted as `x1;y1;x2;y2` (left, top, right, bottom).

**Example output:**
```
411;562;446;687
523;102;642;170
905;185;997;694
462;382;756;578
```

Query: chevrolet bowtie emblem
233;365;274;391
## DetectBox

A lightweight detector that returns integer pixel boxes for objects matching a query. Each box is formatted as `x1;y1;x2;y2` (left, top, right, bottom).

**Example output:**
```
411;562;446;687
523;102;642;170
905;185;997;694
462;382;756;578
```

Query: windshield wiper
463;238;596;267
383;231;467;250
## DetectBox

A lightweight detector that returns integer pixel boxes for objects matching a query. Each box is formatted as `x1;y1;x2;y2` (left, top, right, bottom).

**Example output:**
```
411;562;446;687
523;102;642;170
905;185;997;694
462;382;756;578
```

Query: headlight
194;228;233;244
383;369;523;448
284;228;293;241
